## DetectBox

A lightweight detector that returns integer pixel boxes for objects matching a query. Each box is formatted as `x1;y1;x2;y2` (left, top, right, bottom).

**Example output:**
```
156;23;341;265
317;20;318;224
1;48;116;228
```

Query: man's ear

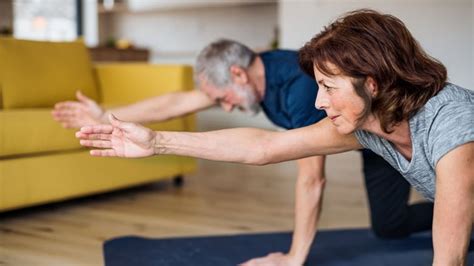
366;77;378;97
230;65;248;85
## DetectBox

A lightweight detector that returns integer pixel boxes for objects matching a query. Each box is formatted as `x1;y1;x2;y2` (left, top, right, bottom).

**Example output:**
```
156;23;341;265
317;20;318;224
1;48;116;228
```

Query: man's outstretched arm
53;89;215;128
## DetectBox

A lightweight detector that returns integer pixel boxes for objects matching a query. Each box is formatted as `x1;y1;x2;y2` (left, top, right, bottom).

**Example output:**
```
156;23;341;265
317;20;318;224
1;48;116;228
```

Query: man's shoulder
260;49;298;55
260;49;298;61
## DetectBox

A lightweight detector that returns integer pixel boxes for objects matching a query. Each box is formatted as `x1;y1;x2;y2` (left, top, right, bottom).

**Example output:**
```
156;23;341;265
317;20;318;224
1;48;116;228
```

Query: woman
77;9;473;265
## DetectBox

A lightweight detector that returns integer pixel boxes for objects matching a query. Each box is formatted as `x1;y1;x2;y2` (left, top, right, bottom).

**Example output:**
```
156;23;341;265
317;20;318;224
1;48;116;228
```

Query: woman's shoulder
414;83;474;167
427;83;474;107
418;83;474;120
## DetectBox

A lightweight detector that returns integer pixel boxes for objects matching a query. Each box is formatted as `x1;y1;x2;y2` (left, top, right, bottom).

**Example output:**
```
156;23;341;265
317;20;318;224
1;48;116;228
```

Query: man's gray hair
195;39;256;88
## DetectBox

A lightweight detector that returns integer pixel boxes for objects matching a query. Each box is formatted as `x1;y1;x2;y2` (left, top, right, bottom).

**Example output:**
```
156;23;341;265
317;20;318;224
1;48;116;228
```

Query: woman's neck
362;116;413;161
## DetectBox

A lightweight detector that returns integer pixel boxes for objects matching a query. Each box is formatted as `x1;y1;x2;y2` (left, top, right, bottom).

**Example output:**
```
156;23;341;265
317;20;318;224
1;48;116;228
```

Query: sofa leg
173;175;184;187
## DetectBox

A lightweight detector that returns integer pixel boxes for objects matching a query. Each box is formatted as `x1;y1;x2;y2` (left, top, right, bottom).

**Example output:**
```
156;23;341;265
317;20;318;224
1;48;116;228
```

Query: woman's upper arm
434;141;474;223
435;141;474;193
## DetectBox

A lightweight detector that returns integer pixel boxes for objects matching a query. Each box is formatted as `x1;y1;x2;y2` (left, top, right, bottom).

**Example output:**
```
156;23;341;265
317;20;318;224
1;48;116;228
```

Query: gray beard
235;87;261;116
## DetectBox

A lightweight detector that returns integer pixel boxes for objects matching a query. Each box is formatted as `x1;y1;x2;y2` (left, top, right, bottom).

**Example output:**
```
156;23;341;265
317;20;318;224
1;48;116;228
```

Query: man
53;39;433;265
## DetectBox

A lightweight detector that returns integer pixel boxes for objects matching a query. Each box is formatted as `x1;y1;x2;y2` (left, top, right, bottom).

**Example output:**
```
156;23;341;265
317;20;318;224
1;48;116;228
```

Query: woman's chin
334;124;356;135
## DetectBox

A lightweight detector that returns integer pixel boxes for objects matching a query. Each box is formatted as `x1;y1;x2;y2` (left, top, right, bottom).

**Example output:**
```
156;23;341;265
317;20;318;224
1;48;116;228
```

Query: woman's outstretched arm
77;114;361;164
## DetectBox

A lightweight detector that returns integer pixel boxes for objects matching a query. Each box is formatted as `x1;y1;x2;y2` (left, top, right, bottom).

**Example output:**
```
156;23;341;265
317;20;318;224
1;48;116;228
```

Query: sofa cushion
0;150;196;212
0;37;99;109
0;109;81;157
0;109;189;158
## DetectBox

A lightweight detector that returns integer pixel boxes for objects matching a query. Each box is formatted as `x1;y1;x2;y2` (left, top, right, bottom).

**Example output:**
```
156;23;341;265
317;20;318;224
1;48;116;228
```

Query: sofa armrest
94;63;194;106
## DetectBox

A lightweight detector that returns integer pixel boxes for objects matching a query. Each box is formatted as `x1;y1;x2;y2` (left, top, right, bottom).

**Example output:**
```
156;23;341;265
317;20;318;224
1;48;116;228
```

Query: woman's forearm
433;143;474;265
289;156;326;264
432;194;472;265
154;128;271;165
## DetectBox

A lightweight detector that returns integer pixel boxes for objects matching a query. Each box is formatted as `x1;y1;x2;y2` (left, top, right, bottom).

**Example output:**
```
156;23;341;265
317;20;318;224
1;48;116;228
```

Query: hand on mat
76;114;156;158
240;252;301;266
52;90;105;129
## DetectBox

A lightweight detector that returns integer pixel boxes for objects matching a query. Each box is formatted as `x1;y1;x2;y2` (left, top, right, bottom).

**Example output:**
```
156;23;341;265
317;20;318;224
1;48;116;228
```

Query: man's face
199;77;261;115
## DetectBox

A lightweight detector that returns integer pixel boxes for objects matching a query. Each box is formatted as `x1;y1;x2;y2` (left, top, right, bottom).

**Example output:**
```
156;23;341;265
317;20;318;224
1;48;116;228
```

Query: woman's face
313;65;367;135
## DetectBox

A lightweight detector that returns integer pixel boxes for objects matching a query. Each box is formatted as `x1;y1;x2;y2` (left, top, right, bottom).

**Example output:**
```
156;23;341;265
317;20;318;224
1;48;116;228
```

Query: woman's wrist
153;131;165;155
288;248;307;266
432;254;465;266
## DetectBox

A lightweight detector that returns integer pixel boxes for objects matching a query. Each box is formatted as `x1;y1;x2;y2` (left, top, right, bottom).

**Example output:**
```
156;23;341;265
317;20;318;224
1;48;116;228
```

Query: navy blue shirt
260;50;326;129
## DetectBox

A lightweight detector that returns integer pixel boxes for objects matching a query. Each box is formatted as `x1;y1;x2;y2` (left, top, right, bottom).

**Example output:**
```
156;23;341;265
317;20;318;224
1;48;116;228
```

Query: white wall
279;0;473;89
83;0;99;46
108;3;278;64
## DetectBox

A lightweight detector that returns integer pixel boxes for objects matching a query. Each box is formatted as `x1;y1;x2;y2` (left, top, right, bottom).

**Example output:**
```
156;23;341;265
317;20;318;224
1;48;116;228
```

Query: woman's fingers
80;139;112;148
90;149;117;157
76;133;112;140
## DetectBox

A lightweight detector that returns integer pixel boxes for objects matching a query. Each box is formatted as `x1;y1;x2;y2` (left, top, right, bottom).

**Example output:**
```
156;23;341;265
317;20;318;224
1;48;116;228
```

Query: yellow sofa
0;37;197;212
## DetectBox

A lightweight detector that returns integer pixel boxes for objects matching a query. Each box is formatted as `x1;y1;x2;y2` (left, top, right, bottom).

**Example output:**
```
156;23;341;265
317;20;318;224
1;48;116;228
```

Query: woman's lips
329;115;340;122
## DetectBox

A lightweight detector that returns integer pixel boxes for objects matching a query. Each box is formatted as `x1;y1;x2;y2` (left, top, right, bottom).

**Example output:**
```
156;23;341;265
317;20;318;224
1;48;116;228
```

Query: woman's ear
366;77;378;97
230;65;248;85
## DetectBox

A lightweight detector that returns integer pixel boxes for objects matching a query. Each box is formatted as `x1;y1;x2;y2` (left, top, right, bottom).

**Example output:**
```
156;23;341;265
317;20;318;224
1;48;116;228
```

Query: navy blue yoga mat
103;228;474;266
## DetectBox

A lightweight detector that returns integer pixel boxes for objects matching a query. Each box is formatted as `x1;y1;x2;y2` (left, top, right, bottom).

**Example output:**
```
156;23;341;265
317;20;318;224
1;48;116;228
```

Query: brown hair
299;9;447;133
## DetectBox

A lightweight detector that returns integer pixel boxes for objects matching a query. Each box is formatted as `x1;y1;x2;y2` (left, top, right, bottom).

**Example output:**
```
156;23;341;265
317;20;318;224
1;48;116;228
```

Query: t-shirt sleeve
286;75;326;129
428;102;474;167
354;130;371;149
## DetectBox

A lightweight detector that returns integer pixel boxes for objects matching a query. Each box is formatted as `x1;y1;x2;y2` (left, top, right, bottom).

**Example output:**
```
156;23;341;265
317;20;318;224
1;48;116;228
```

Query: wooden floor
0;151;422;265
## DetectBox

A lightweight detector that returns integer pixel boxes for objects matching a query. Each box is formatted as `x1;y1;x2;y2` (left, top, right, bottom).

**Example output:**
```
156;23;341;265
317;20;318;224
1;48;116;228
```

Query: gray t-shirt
355;83;474;201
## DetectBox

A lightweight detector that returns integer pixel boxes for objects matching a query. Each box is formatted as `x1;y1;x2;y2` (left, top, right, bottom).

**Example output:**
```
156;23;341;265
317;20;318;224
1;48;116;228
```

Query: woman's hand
76;114;156;158
239;252;302;266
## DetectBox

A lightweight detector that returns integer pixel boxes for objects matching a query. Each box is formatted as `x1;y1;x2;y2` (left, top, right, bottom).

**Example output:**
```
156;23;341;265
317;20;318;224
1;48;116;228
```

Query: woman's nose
315;90;329;110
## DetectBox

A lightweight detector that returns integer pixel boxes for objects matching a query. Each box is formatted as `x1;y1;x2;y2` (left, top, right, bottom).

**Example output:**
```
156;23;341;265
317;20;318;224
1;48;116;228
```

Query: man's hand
52;90;105;129
76;114;156;158
239;252;302;266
